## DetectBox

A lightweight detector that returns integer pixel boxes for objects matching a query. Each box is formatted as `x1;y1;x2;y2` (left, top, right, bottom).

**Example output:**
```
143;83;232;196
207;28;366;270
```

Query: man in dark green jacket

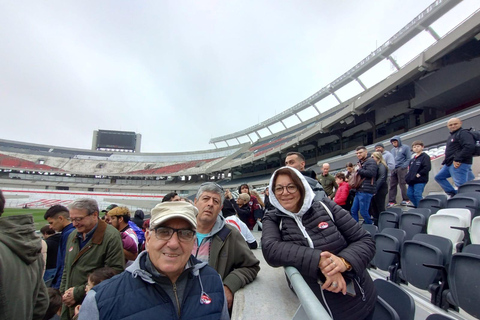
60;198;124;320
192;182;260;311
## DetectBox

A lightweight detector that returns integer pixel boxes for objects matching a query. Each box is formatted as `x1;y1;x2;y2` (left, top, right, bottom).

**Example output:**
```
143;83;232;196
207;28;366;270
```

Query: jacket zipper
173;282;181;318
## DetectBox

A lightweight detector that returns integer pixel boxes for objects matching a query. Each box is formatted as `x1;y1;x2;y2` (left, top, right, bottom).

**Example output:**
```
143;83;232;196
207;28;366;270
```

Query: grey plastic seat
387;207;403;216
399;212;426;241
462;244;480;255
362;223;378;236
458;183;480;194
418;198;443;214
378;211;399;232
373;279;415;320
373;228;405;283
400;234;452;307
425;194;448;206
425;314;455;320
373;296;400;320
447;252;480;318
447;196;479;219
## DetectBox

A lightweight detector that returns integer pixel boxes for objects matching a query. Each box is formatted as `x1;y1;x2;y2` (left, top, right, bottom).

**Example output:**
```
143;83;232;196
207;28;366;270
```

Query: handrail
284;266;333;320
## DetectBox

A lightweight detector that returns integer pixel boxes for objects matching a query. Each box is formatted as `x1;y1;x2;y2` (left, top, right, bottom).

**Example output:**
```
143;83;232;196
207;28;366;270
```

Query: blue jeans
43;268;56;286
407;183;425;208
351;192;374;224
435;163;473;195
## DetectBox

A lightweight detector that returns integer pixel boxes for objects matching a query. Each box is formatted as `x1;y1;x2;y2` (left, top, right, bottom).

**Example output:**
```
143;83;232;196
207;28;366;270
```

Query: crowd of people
0;117;477;320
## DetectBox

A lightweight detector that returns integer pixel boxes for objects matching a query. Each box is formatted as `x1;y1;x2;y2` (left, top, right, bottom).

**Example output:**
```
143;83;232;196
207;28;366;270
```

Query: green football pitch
2;208;48;231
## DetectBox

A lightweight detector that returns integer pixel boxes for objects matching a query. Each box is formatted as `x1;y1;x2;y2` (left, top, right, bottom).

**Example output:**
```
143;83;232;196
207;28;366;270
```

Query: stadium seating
399;208;432;241
373;228;405;283
427;209;471;252
446;250;480;318
471;217;480;244
373;279;415;320
458;182;480;194
361;224;378;236
446;195;479;220
378;211;400;232
400;234;452;307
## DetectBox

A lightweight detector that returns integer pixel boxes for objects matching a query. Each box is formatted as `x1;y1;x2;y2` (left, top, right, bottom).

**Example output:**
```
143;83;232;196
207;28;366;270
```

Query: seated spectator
40;225;61;285
262;167;376;320
333;173;351;211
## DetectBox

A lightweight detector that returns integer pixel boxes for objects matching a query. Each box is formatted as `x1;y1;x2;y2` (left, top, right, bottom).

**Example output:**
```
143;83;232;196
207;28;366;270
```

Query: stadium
2;1;480;319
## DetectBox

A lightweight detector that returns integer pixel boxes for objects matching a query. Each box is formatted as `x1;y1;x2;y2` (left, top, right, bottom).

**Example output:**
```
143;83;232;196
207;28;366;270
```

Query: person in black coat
261;166;376;320
350;146;378;224
435;117;476;196
406;141;432;208
370;151;389;225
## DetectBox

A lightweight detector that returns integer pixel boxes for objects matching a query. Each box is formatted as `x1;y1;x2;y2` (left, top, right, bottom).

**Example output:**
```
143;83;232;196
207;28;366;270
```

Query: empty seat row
370;228;480;318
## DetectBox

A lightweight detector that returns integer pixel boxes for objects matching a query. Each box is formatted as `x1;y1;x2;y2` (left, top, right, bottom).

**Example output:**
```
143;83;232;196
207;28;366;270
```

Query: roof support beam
311;103;321;114
331;92;342;104
387;55;401;70
355;77;367;91
280;120;288;129
295;113;303;122
426;26;441;41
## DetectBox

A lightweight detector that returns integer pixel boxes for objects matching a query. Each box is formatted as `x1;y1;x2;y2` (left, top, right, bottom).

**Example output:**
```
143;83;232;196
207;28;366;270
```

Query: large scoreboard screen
96;130;137;151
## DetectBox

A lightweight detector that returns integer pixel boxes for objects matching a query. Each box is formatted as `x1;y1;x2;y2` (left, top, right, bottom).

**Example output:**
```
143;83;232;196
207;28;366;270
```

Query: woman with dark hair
262;167;376;320
237;184;262;230
370;151;389;224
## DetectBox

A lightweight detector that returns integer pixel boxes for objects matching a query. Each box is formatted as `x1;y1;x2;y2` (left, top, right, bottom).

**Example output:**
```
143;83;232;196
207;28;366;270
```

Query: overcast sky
1;1;479;153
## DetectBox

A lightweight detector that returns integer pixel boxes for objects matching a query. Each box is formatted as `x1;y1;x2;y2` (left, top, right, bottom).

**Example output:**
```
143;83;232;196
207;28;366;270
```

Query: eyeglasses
200;182;224;192
152;227;195;242
274;184;298;195
71;215;90;223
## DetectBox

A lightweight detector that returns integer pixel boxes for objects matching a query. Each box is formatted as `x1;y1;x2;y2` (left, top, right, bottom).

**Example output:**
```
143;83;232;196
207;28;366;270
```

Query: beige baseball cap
150;201;198;230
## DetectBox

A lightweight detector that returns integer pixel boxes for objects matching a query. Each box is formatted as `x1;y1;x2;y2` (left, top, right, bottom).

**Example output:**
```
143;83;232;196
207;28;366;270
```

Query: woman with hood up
261;167;376;320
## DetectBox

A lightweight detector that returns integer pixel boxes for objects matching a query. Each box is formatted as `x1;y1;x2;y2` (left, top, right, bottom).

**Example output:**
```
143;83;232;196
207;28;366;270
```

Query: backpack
458;128;480;156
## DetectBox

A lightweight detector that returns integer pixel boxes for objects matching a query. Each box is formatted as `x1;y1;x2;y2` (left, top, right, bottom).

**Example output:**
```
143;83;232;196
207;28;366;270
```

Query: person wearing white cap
79;201;229;320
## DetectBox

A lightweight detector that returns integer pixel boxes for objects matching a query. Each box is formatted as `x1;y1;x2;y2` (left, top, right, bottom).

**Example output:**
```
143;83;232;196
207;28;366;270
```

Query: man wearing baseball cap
79;201;229;320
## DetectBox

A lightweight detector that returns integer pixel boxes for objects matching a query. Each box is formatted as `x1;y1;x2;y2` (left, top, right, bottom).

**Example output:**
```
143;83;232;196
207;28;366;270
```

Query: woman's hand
321;273;347;295
319;251;347;276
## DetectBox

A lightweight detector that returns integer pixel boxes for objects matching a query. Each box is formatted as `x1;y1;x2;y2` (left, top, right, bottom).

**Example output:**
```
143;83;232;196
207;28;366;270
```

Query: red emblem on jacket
318;222;329;229
200;293;212;305
69;246;73;252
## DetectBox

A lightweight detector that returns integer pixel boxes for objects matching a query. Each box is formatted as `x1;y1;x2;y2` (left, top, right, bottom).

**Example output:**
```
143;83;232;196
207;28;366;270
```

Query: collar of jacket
91;219;107;245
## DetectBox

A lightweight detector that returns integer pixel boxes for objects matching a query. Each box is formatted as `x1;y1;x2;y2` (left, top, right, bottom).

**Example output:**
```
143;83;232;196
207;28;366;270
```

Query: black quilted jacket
261;198;376;320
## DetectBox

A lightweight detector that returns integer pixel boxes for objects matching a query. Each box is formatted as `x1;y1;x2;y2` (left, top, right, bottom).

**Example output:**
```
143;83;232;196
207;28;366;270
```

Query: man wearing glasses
60;198;124;320
79;201;229;320
192;182;260;311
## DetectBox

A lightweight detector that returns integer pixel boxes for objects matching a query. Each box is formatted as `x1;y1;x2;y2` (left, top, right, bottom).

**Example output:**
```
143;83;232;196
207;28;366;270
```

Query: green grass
2;208;48;231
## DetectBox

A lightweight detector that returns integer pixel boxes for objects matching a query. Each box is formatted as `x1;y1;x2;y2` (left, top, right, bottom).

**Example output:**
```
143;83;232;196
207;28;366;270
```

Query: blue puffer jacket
79;251;229;320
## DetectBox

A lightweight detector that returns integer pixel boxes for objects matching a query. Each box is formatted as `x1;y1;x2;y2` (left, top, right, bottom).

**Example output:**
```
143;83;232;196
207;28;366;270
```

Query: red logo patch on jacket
318;222;329;229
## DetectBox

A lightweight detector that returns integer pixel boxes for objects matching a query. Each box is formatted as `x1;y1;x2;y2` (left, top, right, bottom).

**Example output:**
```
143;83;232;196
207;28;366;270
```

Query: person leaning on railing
261;167;376;320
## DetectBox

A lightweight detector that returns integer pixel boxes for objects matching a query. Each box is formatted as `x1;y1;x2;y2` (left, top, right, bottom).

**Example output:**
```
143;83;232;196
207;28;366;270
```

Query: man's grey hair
196;183;225;203
69;198;99;215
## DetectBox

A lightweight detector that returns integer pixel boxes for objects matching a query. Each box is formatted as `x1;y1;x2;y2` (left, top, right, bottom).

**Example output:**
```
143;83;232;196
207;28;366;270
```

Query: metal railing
284;266;333;320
